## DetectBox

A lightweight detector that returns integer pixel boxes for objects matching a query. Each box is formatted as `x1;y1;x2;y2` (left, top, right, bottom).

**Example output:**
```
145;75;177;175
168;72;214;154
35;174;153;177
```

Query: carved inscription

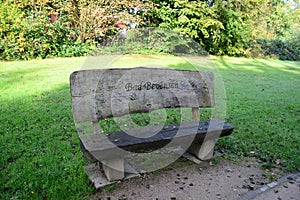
70;68;215;122
125;81;179;92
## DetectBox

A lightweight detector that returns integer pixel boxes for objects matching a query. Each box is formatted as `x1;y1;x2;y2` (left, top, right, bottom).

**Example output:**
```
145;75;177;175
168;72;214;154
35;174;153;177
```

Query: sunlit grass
214;56;300;171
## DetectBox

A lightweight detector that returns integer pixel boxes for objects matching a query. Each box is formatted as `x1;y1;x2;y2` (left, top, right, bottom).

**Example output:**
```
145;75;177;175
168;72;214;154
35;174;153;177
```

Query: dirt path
89;158;288;200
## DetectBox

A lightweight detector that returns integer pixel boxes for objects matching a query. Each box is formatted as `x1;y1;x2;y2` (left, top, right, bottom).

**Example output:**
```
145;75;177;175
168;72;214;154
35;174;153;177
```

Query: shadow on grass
217;57;300;74
0;84;92;199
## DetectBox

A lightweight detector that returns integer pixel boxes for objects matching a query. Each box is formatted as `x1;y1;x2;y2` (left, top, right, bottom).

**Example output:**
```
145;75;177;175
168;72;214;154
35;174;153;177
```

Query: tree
70;0;154;43
149;0;265;56
0;0;154;60
149;0;300;57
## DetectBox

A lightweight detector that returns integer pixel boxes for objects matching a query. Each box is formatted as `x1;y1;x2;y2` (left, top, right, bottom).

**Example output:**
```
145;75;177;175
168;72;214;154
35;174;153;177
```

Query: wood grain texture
79;120;234;161
192;107;200;121
70;67;214;123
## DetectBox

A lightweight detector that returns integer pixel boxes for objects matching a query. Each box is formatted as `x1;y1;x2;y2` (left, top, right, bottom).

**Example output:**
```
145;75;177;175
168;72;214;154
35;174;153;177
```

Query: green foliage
284;25;300;55
248;4;300;61
213;0;263;56
248;1;300;46
149;0;266;56
210;156;222;165
149;0;224;54
71;0;154;42
269;173;276;181
0;0;153;60
261;163;273;170
253;39;300;61
149;0;300;59
0;1;91;60
105;183;116;192
93;28;208;56
1;0;300;60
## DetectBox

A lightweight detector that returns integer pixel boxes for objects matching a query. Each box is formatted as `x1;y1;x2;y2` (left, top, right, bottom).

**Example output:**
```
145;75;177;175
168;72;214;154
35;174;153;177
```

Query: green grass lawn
0;56;299;199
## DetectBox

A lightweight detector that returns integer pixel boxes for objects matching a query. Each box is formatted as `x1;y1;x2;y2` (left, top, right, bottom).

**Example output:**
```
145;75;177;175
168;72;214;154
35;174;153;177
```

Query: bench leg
102;158;125;181
188;136;217;160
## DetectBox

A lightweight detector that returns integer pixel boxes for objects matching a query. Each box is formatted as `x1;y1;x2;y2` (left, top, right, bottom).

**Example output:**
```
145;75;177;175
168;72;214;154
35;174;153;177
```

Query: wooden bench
70;67;234;184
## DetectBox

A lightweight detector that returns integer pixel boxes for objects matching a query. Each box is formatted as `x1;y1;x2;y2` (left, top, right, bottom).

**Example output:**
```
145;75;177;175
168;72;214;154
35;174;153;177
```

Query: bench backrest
70;67;214;124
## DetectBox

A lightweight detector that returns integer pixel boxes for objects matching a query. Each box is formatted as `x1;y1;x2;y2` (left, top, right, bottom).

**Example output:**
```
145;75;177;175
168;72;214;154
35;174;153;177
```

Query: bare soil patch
89;157;286;200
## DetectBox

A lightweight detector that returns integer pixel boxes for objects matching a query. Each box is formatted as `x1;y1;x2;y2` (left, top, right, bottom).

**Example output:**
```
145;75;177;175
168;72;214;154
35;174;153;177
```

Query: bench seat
80;119;234;162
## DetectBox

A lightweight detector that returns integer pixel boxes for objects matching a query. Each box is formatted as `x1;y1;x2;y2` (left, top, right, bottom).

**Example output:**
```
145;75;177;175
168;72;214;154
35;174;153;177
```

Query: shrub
0;0;154;60
149;0;271;57
0;4;92;61
284;25;300;57
93;28;208;56
250;39;300;61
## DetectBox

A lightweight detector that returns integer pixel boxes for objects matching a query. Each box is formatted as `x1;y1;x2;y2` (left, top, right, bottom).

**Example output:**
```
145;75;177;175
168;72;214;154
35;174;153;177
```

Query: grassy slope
0;56;299;199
